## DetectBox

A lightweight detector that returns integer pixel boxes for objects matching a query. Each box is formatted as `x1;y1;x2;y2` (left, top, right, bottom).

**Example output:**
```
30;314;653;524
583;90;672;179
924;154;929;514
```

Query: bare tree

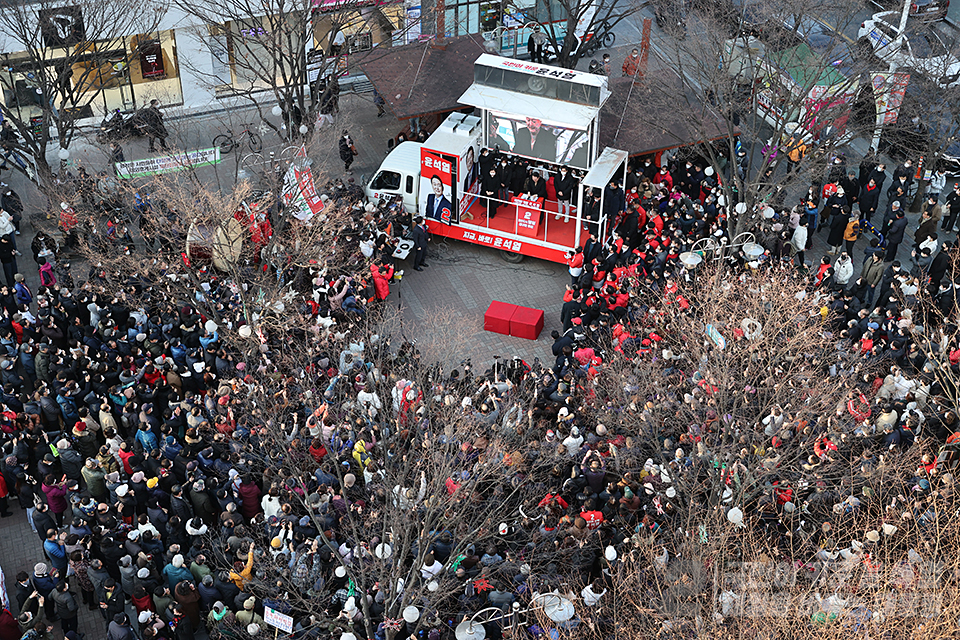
513;0;637;69
0;0;165;192
621;0;880;233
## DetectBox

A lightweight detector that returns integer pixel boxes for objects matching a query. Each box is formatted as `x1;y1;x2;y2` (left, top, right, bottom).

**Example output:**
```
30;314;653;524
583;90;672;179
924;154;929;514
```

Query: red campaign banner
424;219;568;264
421;148;455;224
296;168;325;215
512;195;543;238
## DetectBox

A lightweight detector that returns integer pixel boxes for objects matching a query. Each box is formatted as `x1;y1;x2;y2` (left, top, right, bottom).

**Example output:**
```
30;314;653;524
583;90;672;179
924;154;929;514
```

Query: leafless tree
0;0;165;192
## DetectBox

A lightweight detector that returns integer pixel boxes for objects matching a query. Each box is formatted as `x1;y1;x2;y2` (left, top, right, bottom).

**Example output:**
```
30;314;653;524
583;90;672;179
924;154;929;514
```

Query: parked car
858;12;960;86
877;0;950;21
911;0;950;21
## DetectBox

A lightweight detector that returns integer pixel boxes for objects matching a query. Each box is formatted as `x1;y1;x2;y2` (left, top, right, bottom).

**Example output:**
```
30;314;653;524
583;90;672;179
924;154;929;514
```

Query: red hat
572;317;582;325
74;421;85;432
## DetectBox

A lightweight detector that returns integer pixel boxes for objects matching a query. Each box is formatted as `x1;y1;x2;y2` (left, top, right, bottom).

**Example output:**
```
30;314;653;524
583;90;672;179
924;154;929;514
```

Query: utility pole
870;0;912;151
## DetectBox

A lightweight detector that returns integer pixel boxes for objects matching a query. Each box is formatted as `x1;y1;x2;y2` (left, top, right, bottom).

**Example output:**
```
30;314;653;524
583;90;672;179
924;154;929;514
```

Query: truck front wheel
499;250;524;263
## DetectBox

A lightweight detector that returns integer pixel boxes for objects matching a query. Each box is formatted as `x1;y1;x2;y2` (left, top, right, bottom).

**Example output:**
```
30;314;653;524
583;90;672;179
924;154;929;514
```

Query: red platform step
509;305;544;340
484;301;544;340
484;301;515;335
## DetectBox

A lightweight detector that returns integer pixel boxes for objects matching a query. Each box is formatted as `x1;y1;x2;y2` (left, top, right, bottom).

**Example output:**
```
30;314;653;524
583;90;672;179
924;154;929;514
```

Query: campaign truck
365;55;628;263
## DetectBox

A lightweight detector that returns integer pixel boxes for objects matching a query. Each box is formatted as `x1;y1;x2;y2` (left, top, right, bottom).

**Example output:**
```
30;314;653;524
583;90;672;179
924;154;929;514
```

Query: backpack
39;266;55;287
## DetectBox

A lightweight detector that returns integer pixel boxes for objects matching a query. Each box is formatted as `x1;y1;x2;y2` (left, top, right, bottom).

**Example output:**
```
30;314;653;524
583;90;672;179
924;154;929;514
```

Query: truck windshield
371;171;401;190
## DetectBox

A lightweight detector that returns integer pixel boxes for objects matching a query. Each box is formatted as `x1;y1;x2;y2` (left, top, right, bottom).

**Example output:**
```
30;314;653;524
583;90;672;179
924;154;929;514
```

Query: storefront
210;15;307;95
0;28;183;122
310;0;405;63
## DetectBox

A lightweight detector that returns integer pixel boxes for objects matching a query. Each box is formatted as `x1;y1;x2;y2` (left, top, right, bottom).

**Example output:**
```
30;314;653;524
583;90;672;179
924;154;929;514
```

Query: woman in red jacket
370;263;394;301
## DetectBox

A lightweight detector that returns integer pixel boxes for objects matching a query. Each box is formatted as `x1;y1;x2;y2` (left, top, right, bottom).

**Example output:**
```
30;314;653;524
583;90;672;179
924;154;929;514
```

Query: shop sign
139;40;166;79
116;147;221;179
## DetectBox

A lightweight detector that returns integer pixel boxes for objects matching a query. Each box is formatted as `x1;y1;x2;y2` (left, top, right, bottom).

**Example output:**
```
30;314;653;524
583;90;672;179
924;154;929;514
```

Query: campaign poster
513;195;542;237
458;129;483;219
872;72;910;126
488;111;590;169
420;148;458;225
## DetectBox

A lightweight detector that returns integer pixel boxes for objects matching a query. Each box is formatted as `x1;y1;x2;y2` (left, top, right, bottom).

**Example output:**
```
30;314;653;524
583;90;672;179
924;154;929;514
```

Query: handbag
351;144;358;156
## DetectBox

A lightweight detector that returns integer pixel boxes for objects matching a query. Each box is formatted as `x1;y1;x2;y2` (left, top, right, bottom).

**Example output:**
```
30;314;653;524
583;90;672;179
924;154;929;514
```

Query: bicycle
581;23;616;56
213;125;263;154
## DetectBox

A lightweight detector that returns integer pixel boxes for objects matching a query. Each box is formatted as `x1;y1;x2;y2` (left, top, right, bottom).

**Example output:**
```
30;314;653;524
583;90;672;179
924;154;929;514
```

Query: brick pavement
0;503;210;640
383;238;569;372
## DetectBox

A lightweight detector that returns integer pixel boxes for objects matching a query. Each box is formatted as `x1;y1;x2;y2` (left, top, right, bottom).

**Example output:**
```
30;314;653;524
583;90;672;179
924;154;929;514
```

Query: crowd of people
0;132;954;640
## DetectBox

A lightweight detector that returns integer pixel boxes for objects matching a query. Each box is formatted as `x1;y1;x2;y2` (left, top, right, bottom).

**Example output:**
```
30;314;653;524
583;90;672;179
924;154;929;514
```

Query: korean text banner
420;148;458;225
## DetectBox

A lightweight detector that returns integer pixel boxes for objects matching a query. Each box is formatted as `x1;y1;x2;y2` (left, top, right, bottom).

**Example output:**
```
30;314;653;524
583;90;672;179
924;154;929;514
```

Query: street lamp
272;105;282;117
58;148;70;160
455;620;486;640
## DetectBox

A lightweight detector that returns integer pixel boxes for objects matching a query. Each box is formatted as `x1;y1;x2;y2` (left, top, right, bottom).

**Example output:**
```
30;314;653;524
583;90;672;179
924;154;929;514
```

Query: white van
365;141;423;214
365;113;483;221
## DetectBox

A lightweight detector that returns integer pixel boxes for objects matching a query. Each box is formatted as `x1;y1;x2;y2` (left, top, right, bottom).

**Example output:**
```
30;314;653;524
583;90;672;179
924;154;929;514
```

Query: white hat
116;484;129;497
137;568;150;579
247;624;261;636
139;611;152;624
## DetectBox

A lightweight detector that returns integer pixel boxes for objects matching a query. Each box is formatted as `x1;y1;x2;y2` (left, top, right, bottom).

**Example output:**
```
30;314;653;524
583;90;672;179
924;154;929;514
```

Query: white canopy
458;84;600;131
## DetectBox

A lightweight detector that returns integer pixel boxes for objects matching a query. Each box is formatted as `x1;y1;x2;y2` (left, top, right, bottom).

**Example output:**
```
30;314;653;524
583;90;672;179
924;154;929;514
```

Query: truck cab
364;141;422;214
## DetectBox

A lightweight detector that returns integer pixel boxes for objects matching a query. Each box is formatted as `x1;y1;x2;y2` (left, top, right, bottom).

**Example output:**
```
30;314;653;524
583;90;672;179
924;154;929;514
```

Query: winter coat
59;447;83;481
828;212;848;246
834;255;854;286
862;257;886;287
790;226;808;254
82;465;106;499
41;482;67;514
887;217;908;246
370;264;393;301
237;482;262;519
50;588;78;620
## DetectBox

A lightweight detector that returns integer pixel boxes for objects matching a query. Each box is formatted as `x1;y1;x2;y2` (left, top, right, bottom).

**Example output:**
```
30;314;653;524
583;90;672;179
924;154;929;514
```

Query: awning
459;83;600;130
582;147;628;188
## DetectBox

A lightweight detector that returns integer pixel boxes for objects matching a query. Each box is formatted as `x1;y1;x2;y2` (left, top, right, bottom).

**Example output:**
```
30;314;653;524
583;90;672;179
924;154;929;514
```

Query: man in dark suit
885;210;908;262
425;175;453;223
481;166;502;218
412;217;429;271
512;118;557;162
554;166;576;221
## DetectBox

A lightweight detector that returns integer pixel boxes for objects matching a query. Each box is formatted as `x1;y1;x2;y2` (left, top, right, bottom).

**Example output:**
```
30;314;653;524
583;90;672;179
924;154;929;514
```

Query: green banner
116;147;221;179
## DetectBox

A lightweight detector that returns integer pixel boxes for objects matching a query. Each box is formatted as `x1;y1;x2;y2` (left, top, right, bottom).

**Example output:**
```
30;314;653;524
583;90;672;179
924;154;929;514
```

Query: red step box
483;300;516;335
509;305;544;340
